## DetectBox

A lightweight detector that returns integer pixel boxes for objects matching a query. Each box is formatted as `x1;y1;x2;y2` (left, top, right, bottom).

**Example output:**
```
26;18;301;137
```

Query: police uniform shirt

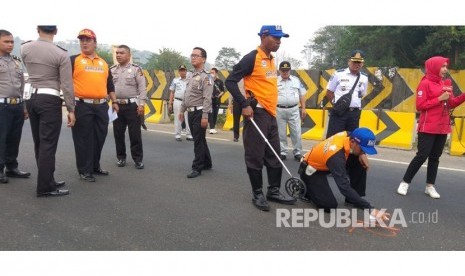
326;68;368;108
21;39;75;111
0;55;24;98
169;75;189;100
111;63;147;105
277;75;306;106
180;69;213;119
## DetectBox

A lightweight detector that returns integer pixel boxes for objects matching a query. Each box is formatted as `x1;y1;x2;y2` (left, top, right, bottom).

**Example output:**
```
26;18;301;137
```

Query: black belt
175;97;183;101
348;107;361;111
277;104;298;109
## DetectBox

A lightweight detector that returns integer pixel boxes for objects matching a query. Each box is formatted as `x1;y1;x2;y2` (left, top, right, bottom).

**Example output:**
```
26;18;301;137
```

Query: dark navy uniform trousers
26;94;62;193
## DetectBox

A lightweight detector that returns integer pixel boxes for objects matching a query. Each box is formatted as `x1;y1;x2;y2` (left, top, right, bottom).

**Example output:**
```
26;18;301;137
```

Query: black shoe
187;170;201;178
175;137;182;141
203;165;212;170
0;172;8;184
5;168;30;178
252;192;270;211
116;159;126;167
135;162;144;169
233;138;239;142
54;181;66;188
80;173;96;182
300;195;312;203
186;137;194;141
93;168;109;175
280;155;287;161
37;189;69;197
294;154;302;161
266;188;296;205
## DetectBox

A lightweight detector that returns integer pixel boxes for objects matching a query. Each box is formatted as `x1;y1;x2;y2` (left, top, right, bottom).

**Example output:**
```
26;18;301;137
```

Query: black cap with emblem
350;50;365;62
279;61;291;71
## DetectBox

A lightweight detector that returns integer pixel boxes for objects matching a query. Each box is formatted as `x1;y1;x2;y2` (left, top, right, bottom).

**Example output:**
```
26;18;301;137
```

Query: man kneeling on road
299;127;389;221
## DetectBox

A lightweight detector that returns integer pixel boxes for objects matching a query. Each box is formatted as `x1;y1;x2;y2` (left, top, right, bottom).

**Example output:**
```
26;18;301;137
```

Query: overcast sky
4;0;458;68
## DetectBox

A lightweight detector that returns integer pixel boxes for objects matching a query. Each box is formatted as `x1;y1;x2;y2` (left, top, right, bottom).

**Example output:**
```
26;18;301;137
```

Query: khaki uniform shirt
110;63;147;105
0;55;24;98
21;39;75;111
180;69;213;119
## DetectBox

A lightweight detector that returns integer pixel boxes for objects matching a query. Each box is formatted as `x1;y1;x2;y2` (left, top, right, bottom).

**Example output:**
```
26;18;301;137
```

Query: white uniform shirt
169;76;189;100
277;75;306;106
326;68;368;108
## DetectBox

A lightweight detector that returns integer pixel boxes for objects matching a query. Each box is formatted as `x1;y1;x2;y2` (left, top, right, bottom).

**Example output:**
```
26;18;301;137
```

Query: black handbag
331;73;360;116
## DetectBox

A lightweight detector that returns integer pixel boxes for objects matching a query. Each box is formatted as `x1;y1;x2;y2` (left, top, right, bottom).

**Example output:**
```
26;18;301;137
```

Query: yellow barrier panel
449;117;465;156
223;108;234;130
301;109;328;141
360;110;416;150
145;99;164;123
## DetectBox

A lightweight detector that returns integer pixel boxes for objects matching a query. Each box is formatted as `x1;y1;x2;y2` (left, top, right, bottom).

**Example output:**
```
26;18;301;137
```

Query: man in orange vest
299;127;389;221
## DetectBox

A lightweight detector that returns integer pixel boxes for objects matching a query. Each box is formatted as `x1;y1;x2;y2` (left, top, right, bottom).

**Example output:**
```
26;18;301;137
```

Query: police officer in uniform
276;61;306;161
21;25;75;197
111;45;147;169
0;29;30;184
179;47;213;178
325;50;369;199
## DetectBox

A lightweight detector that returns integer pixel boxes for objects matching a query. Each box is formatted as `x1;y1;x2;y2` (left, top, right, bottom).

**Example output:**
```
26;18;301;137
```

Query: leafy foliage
144;48;190;71
305;26;465;69
214;47;241;70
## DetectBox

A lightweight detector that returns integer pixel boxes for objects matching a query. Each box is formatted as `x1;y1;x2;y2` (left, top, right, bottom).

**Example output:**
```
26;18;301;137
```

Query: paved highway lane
0;119;464;250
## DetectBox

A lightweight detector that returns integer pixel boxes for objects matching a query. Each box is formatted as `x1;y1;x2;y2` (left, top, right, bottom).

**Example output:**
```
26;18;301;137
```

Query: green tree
143;53;160;70
215;47;241;70
96;48;113;66
143;48;189;71
305;26;465;69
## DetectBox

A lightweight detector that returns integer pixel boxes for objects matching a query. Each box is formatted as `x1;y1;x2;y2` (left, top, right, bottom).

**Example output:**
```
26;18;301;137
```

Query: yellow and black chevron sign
301;109;327;141
360;109;416;150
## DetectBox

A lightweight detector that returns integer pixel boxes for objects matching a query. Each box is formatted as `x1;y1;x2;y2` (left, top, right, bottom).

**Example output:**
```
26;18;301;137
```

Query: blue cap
350;127;377;155
258;25;289;38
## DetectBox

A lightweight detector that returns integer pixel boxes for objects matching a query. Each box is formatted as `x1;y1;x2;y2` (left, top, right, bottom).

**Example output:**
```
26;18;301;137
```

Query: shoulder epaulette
56;45;67;52
336;68;345;72
110;64;117;69
21;40;32;45
11;55;21;61
131;63;141;68
360;71;368;76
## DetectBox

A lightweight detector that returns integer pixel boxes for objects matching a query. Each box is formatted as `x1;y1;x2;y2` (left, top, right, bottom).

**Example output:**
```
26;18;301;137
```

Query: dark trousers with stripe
326;109;366;196
326;109;361;138
188;110;212;171
26;94;62;193
72;101;109;174
113;102;143;163
0;102;25;171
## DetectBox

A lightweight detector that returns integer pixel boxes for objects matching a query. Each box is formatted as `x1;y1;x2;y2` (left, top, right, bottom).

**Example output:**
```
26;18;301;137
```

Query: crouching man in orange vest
299;127;389;222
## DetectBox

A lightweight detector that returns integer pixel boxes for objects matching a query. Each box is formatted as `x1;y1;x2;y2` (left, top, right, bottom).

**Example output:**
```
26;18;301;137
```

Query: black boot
0;168;8;184
266;166;296;205
247;168;270;211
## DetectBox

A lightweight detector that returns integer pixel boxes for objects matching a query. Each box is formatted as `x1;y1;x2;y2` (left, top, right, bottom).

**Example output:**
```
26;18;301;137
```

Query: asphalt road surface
1;118;464;250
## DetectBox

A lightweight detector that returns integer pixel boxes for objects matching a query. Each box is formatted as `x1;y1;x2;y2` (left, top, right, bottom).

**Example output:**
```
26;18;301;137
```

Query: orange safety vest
303;131;351;171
